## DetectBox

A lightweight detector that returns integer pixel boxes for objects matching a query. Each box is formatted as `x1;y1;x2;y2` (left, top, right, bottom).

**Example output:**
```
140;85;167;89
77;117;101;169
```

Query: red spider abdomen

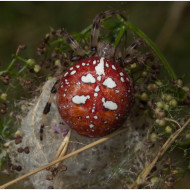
56;57;133;137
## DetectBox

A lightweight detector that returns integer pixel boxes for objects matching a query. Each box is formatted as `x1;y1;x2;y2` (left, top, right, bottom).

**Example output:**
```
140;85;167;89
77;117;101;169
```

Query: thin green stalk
80;24;92;35
14;56;27;64
116;15;177;80
0;59;16;75
6;59;16;71
126;22;177;79
50;38;65;46
0;56;30;76
114;26;126;48
18;65;28;74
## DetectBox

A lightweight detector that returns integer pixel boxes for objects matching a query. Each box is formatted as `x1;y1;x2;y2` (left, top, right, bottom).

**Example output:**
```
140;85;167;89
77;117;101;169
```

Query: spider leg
125;39;144;58
124;53;154;66
114;47;123;66
56;29;87;58
40;79;60;141
123;39;154;66
90;10;126;54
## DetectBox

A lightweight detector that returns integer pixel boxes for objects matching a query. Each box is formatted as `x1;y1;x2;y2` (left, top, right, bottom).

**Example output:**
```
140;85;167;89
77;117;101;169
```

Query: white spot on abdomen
94;93;98;97
120;77;125;82
81;74;96;83
95;86;100;92
103;77;116;88
102;98;118;110
72;95;90;105
97;76;101;81
76;82;81;86
64;72;68;77
89;124;94;128
95;57;105;76
112;65;116;70
70;70;76;75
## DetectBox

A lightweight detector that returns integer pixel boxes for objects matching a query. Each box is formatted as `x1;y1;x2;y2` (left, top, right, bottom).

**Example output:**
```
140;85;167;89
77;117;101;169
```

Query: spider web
8;78;157;188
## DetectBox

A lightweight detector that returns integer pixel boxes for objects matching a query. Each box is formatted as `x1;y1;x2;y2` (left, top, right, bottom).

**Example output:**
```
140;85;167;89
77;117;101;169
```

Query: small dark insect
40;10;153;140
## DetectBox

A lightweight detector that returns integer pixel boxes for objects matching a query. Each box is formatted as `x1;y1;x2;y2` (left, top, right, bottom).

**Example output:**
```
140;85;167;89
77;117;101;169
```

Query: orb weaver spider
40;10;153;140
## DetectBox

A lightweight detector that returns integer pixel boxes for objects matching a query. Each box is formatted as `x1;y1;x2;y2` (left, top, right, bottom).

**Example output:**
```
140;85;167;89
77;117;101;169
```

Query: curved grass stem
126;22;177;80
114;25;126;48
116;14;177;80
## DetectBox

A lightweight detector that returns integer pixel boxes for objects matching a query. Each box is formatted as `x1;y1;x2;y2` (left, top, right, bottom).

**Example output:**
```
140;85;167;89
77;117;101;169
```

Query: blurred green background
0;1;190;82
0;1;190;188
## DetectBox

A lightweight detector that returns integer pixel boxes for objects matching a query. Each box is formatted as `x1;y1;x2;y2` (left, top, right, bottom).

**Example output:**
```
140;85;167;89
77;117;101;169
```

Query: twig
0;128;127;189
130;117;190;188
54;129;72;167
165;117;181;128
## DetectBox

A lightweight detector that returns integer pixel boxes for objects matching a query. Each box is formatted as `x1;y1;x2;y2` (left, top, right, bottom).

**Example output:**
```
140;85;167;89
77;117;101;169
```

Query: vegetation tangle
0;10;190;188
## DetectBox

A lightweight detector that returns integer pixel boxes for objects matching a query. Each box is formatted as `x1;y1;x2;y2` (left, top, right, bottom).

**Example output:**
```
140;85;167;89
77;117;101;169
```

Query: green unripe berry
156;101;164;109
176;79;183;87
45;33;50;38
172;170;179;174
162;94;167;101
140;92;148;101
165;125;172;133
55;59;61;67
182;86;189;92
26;59;35;66
131;63;137;69
141;71;147;77
156;119;166;126
34;65;41;73
169;99;177;107
151;177;159;184
156;80;163;86
150;133;157;142
15;130;21;136
0;93;7;101
48;76;53;80
3;142;10;148
165;94;172;102
159;119;166;126
166;94;172;102
164;104;169;111
21;104;26;111
147;84;158;92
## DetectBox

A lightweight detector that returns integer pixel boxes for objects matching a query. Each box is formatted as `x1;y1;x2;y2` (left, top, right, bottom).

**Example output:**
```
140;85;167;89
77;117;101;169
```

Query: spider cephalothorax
40;10;152;140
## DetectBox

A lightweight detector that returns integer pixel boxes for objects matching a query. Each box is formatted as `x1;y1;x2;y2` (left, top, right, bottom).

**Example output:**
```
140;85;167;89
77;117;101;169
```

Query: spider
40;10;153;140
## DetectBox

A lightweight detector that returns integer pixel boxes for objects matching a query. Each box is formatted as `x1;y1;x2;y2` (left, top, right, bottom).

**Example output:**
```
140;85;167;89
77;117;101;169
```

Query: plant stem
114;26;126;48
0;56;28;76
18;65;28;74
116;14;177;80
0;59;16;75
80;24;92;35
130;116;190;188
126;22;177;79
